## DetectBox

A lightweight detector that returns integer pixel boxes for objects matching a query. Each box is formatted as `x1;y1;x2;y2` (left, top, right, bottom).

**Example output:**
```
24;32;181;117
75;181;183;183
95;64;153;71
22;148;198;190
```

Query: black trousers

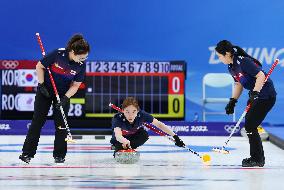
244;97;276;161
112;128;149;151
22;90;70;158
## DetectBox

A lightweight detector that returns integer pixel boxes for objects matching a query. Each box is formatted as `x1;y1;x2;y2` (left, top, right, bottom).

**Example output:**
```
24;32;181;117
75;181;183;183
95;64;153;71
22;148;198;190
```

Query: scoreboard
0;60;186;126
85;61;186;118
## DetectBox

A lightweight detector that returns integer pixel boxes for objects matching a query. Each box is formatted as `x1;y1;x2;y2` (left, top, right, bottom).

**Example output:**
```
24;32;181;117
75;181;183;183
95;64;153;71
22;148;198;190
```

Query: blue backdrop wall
0;0;283;124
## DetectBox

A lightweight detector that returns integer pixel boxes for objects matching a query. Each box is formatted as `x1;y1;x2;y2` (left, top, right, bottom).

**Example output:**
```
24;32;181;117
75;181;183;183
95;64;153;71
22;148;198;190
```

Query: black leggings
22;90;70;158
244;97;276;161
112;128;149;151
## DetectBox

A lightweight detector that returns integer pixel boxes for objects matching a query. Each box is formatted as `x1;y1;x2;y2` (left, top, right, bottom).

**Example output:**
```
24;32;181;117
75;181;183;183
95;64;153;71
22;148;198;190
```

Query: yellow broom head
202;154;211;164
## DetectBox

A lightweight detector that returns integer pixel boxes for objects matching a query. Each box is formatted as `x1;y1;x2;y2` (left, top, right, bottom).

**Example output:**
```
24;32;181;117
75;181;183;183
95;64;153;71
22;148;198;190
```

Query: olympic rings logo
224;124;240;134
1;60;19;69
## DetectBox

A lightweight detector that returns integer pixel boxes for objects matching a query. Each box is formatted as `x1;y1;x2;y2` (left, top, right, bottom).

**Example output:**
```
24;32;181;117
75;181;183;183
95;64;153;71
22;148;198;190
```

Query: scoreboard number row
86;61;171;73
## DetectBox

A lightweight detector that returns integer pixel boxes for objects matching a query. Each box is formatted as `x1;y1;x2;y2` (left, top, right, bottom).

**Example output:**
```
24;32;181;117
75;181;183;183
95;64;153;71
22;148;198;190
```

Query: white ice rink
0;135;283;190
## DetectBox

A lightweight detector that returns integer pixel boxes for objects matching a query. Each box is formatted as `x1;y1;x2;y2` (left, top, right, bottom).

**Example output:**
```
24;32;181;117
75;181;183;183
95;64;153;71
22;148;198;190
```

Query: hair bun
71;34;84;43
66;33;90;54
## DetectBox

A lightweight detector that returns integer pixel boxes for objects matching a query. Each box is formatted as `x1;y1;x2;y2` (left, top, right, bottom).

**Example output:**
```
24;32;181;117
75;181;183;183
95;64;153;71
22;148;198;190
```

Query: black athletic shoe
54;157;65;164
19;154;32;164
242;157;265;167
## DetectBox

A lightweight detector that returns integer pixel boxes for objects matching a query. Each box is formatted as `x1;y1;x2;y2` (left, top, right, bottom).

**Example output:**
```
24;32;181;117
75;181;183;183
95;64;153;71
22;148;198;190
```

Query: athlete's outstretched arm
152;119;185;147
151;119;175;136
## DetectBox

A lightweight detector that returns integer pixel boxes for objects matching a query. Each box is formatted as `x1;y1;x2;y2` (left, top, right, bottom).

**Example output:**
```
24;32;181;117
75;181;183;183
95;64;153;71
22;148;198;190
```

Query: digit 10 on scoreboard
85;61;186;119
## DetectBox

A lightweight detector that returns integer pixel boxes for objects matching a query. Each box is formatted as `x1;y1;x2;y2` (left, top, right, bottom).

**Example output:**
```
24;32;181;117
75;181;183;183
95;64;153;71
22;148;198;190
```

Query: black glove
173;135;185;147
55;95;69;110
225;98;237;114
37;82;50;98
248;91;259;105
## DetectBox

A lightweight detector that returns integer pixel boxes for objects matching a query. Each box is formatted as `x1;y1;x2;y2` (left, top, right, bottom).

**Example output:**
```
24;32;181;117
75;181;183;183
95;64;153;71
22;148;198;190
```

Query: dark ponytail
215;40;261;66
66;34;90;55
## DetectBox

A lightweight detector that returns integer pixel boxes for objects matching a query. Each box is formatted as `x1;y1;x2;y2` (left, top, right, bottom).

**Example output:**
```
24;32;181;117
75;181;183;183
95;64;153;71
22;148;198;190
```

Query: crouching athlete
110;97;185;156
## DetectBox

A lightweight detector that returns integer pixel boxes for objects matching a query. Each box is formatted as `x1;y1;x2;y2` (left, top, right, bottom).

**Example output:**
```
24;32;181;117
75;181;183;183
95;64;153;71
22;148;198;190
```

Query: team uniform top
228;54;276;99
40;48;86;96
111;110;154;142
